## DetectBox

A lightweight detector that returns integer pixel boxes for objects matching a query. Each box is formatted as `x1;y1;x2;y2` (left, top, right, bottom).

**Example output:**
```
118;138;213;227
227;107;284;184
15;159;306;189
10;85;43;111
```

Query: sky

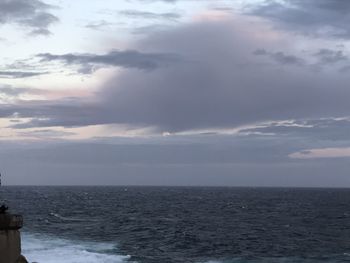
1;0;350;186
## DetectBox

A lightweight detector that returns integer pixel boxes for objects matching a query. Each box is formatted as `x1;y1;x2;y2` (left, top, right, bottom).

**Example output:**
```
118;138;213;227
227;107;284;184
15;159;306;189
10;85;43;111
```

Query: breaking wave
22;232;132;263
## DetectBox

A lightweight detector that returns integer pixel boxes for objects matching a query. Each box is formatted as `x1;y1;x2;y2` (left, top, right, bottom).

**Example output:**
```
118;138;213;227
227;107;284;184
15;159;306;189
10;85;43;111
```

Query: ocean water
1;186;350;263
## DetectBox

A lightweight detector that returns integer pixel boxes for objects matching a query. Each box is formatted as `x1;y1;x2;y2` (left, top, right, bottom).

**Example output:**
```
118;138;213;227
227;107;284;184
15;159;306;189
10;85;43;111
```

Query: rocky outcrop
17;255;28;263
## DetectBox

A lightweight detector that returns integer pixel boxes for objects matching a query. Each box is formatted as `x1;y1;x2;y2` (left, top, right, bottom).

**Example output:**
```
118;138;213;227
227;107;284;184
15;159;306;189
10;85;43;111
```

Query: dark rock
0;214;23;230
17;255;28;263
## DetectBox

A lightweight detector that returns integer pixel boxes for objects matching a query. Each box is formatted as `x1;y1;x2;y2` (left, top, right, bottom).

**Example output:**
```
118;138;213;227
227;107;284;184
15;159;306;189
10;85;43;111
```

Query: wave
49;212;98;222
22;232;132;263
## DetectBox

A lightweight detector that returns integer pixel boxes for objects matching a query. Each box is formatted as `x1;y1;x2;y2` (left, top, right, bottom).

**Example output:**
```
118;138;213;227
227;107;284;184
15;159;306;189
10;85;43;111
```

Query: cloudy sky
1;0;350;186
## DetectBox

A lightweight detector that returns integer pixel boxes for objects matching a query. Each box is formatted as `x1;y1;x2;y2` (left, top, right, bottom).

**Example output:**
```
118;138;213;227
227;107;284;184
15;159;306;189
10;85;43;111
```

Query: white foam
22;232;132;263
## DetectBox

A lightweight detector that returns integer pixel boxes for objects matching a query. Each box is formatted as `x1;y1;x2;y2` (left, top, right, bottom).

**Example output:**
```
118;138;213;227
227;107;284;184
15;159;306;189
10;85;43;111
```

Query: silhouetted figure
0;204;8;214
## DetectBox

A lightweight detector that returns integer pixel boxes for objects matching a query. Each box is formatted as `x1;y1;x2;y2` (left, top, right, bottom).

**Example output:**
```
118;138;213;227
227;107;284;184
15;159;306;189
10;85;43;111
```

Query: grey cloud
211;7;234;12
0;0;58;35
240;118;350;142
0;85;41;103
131;24;173;35
314;49;348;64
339;65;350;73
253;49;305;66
0;85;50;100
37;50;183;72
249;0;350;38
0;71;47;78
4;98;113;129
85;20;114;30
310;48;350;73
17;129;75;139
0;85;34;96
29;28;51;36
120;10;181;20
252;49;267;55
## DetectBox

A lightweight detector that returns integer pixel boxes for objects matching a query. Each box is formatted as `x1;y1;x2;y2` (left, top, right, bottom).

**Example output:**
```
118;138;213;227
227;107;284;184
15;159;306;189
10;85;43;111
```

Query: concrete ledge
0;214;23;230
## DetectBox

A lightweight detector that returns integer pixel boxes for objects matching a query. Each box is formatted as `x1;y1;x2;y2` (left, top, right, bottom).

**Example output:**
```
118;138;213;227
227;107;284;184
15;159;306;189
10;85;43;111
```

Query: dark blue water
2;186;350;263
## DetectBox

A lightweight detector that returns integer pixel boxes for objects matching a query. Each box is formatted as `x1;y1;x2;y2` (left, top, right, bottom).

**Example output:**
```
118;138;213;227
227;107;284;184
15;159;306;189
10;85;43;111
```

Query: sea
1;186;350;263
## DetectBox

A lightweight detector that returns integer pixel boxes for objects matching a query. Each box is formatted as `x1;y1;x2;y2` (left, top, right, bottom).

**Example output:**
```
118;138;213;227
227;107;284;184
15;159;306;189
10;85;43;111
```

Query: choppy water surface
2;186;350;263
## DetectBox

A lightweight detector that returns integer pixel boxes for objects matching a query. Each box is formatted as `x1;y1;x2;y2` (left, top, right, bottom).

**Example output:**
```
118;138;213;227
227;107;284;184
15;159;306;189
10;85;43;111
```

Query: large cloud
3;15;350;133
0;0;58;35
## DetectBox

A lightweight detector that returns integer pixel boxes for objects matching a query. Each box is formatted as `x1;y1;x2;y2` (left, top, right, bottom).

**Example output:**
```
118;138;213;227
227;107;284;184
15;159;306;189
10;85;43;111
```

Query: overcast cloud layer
1;0;350;186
